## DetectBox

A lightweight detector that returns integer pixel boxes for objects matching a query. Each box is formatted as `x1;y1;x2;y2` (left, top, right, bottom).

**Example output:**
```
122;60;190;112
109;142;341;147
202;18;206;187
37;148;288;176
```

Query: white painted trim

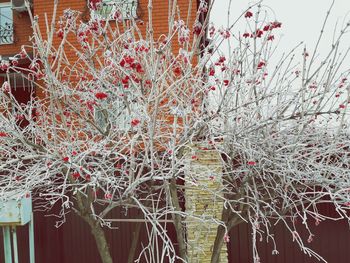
0;2;11;7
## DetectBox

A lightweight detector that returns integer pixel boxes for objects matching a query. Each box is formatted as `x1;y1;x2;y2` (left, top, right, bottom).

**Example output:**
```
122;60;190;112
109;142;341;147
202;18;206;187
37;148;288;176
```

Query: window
0;3;13;44
1;72;35;128
93;0;138;20
94;92;141;132
5;72;34;90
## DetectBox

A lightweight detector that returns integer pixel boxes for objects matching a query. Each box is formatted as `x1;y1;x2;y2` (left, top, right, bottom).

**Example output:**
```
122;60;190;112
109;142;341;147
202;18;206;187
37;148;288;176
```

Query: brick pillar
185;144;228;263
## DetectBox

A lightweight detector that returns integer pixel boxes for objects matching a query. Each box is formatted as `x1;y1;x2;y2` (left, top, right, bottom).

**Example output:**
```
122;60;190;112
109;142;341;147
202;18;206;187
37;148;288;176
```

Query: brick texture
0;1;199;61
185;144;228;263
31;0;199;100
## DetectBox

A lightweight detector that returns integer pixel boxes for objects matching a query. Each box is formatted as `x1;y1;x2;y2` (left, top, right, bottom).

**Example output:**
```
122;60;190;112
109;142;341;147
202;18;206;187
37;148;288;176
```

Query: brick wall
33;0;198;57
32;0;199;99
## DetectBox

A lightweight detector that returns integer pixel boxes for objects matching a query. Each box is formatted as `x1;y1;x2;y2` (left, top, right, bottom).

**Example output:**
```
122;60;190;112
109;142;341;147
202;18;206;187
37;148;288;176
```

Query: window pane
0;5;13;44
95;0;138;20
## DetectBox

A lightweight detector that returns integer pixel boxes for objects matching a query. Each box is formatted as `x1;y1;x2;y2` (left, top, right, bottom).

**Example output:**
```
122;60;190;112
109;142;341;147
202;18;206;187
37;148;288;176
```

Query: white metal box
0;196;32;226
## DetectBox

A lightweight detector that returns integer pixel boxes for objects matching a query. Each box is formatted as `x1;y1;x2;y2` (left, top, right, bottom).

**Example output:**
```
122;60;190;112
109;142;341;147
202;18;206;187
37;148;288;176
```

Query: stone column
185;144;228;263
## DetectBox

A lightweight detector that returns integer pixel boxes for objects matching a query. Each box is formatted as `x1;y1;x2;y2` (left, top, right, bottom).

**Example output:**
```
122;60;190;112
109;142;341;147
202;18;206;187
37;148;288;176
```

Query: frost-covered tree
1;0;350;262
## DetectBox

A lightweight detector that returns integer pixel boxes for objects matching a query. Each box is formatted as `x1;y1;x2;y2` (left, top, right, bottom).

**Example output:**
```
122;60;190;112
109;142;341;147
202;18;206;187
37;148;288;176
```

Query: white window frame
91;0;138;20
92;83;142;132
0;2;13;45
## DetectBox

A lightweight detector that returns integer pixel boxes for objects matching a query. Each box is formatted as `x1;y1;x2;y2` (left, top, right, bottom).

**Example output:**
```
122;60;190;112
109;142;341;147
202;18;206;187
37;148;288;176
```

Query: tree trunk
211;208;244;263
128;220;142;263
74;190;113;263
169;179;188;262
211;205;230;263
211;224;226;263
87;219;113;263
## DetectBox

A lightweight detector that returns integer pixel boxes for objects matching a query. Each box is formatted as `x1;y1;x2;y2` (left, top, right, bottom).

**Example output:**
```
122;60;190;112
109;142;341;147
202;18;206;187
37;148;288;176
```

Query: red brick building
2;1;350;263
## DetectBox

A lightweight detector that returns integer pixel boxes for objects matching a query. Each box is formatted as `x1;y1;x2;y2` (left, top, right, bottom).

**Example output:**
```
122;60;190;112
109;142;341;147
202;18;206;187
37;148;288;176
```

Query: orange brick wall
0;1;199;61
32;0;199;99
33;0;198;58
